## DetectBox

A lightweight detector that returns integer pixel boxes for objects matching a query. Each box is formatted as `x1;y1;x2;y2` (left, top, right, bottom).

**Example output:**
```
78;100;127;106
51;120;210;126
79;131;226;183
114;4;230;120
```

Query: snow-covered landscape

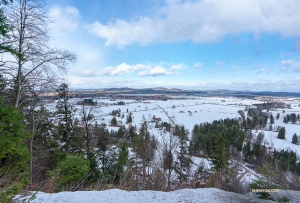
3;1;300;202
16;95;300;203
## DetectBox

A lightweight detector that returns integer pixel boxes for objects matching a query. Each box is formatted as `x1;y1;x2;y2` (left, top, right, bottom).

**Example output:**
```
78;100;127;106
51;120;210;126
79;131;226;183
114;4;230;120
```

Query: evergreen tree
48;155;90;190
291;113;297;124
174;138;193;183
126;112;132;123
55;83;77;155
133;116;156;187
276;113;280;120
269;114;274;124
212;131;229;172
0;99;32;181
277;127;286;140
243;140;252;162
111;116;117;126
292;133;298;145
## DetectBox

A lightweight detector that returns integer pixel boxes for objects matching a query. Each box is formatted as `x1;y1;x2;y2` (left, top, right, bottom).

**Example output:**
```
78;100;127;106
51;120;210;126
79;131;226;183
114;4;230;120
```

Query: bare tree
80;104;97;154
2;0;76;107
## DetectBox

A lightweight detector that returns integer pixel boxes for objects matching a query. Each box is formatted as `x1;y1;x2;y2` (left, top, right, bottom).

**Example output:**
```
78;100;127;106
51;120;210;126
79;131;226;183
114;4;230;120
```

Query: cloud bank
88;0;300;47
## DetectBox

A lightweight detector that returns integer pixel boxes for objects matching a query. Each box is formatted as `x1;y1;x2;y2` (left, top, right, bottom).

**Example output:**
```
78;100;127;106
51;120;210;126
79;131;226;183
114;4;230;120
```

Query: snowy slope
15;188;287;203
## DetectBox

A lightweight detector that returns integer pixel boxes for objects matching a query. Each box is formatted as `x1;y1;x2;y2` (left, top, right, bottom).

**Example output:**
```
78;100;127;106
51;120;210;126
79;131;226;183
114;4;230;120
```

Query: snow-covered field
48;96;300;154
45;95;300;190
17;187;300;203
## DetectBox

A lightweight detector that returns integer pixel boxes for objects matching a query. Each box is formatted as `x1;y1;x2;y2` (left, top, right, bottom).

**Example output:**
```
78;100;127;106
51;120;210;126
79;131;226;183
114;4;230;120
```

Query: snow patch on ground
17;188;280;203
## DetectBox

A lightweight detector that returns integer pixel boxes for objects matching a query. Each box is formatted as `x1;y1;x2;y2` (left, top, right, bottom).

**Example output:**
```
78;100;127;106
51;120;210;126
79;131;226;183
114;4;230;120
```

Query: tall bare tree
2;0;76;107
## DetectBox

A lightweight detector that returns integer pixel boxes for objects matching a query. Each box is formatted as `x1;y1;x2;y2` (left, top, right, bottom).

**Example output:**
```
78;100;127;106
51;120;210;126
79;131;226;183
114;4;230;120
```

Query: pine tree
292;133;298;145
126;112;132;123
276;113;280;120
243;140;252;162
133;116;156;188
111;116;117;126
0;99;32;180
55;83;77;155
174;138;193;183
48;155;90;190
212;131;229;172
0;99;32;202
269;114;274;124
277;127;286;140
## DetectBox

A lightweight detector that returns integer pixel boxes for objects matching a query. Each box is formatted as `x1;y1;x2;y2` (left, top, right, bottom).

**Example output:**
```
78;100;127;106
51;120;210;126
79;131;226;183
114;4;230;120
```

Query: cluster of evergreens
190;118;244;157
111;109;121;117
283;113;300;124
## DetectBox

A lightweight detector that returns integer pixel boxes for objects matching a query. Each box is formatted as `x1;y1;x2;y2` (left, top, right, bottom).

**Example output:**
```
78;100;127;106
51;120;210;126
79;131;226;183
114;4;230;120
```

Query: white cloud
215;61;225;66
72;63;183;77
100;63;148;76
88;17;158;48
281;60;300;72
87;0;300;47
138;66;174;77
48;6;81;33
170;64;183;71
192;62;203;69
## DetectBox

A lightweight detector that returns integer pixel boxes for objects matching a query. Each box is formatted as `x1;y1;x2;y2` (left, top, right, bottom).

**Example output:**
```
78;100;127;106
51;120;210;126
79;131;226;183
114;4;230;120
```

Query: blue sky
46;0;300;92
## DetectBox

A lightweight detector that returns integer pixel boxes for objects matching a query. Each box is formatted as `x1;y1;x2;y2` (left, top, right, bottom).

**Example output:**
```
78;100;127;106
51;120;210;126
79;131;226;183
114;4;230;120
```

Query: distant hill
66;87;300;98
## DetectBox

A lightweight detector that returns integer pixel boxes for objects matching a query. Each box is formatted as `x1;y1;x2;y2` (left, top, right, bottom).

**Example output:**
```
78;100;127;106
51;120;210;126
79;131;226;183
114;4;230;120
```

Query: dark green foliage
49;155;90;190
283;113;299;124
251;131;267;164
111;116;117;126
127;125;137;140
111;109;120;116
0;4;20;58
292;133;298;145
86;152;101;182
97;146;128;184
273;149;300;175
133;118;157;186
126;112;132;123
0;182;23;203
190;118;244;157
276;113;280;119
113;145;128;183
117;101;125;105
117;126;125;139
211;131;229;172
0;99;31;201
245;108;268;129
55;83;80;154
277;127;286;140
242;140;252;162
269;114;274;124
174;139;193;182
0;100;31;178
